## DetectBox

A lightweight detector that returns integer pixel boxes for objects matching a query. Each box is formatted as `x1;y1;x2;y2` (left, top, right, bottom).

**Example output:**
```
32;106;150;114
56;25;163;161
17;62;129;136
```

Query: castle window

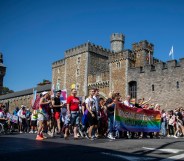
57;68;60;74
116;62;121;68
76;83;80;90
129;81;137;99
77;57;81;64
140;67;143;73
76;69;80;76
152;84;154;91
176;81;179;89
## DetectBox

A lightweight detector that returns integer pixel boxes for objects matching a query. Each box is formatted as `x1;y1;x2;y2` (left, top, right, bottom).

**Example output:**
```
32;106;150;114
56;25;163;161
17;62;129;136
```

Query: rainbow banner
115;103;161;132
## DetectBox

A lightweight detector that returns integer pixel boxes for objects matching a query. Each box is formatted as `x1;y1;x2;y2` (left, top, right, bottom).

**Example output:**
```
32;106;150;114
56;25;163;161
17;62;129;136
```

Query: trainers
91;135;97;139
29;131;33;134
40;133;47;139
79;130;84;137
47;131;53;137
34;131;37;134
19;131;23;134
36;135;44;141
107;134;115;140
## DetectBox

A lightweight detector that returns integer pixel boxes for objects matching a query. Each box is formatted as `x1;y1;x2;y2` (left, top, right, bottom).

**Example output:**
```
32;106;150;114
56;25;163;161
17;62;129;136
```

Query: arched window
116;62;121;68
176;81;179;89
129;81;137;99
152;84;154;91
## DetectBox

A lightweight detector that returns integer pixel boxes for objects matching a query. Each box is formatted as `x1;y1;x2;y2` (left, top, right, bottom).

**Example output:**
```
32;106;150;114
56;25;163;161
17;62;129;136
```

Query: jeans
108;114;114;133
161;121;166;136
168;125;174;135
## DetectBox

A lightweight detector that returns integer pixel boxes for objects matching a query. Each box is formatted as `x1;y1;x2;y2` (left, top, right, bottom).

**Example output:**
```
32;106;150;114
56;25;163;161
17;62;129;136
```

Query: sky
0;0;184;92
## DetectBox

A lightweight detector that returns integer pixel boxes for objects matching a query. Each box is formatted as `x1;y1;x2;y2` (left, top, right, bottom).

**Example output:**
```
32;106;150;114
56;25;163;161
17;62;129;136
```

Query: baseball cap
42;91;48;96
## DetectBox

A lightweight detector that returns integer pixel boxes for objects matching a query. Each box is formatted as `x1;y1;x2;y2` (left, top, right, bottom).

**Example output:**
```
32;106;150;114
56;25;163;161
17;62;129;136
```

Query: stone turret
132;40;154;67
0;52;6;95
110;33;125;53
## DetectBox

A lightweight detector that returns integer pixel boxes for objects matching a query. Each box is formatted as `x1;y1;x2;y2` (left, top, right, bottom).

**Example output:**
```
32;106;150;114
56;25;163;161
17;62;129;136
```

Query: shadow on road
0;135;181;161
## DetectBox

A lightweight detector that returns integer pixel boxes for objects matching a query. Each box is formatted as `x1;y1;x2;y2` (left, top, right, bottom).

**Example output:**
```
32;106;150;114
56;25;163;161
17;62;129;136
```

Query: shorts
87;111;98;126
70;111;79;126
31;120;37;126
37;113;47;121
54;112;61;120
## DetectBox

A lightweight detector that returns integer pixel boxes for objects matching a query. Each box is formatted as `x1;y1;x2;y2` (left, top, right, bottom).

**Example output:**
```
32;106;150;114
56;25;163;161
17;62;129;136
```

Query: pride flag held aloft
114;103;161;132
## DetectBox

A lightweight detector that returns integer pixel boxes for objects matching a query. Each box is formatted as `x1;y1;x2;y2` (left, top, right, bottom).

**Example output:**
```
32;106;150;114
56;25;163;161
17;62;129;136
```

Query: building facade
0;53;6;95
0;84;51;113
52;33;184;108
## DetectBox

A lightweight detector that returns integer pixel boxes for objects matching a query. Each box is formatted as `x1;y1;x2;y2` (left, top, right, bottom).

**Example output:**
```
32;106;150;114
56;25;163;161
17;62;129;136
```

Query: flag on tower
169;46;174;60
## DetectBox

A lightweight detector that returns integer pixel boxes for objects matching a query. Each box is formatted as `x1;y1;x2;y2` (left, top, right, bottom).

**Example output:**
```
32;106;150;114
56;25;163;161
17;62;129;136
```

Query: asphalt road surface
0;133;184;161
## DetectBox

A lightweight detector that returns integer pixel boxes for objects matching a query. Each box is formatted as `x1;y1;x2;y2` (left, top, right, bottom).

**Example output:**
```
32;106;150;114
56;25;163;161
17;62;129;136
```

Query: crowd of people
0;88;184;141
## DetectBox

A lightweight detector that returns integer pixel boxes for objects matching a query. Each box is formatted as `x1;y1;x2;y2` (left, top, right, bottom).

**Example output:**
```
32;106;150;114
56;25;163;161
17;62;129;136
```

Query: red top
67;95;79;111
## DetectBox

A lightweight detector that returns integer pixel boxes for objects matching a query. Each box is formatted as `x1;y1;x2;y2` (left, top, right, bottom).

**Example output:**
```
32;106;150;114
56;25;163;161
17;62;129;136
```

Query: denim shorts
70;111;79;126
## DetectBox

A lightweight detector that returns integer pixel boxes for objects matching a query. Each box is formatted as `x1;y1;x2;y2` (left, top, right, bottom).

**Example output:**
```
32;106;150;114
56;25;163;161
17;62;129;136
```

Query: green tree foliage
2;87;14;95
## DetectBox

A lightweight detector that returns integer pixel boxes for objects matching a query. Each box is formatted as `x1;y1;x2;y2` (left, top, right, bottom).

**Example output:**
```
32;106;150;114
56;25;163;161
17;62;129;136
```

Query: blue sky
0;0;184;92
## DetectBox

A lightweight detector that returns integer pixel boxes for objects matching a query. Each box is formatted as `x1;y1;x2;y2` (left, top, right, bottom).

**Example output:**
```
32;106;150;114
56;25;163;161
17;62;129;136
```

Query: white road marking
101;152;155;161
160;153;184;161
142;147;184;154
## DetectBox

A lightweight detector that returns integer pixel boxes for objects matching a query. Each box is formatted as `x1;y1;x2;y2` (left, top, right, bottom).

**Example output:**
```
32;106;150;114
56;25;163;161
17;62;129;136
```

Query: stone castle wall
0;84;51;113
128;58;184;109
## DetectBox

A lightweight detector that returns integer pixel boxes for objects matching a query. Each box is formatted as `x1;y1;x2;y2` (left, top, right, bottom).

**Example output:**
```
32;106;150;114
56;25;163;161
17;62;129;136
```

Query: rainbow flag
60;89;67;104
115;103;161;132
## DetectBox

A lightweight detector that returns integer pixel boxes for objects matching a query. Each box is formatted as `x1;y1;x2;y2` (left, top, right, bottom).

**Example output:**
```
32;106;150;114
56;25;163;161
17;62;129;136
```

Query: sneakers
107;133;115;140
40;133;47;139
29;130;33;134
79;130;84;138
47;131;53;137
19;131;23;134
36;135;44;141
86;134;94;141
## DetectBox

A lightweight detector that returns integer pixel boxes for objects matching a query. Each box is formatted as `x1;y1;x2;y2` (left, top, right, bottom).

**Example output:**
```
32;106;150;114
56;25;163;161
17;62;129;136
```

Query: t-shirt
67;95;79;111
93;96;99;112
0;111;4;118
105;98;115;113
85;97;96;112
53;97;61;113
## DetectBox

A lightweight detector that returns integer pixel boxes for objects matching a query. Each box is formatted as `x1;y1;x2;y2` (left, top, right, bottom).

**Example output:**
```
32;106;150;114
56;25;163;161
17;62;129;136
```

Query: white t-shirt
93;96;99;112
123;100;133;107
0;111;4;118
85;97;96;112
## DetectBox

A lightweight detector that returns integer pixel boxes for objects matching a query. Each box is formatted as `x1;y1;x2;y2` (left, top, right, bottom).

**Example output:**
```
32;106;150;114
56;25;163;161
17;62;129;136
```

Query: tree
2;87;14;95
37;79;51;86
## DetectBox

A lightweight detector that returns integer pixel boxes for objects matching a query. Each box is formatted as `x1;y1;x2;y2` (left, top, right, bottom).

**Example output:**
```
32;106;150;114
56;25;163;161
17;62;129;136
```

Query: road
0;133;184;161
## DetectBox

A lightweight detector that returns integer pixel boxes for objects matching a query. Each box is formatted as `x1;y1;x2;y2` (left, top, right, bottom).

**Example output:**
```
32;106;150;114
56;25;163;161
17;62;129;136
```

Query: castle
0;53;6;95
0;33;183;111
52;33;184;108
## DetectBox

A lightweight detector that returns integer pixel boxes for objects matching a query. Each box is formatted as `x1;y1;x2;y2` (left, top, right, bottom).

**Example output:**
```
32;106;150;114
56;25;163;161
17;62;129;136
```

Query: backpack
32;95;40;110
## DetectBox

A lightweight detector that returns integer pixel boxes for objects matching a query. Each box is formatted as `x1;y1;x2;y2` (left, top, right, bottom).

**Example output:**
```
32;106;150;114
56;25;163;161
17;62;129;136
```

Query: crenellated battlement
132;40;154;52
110;33;125;42
64;42;113;58
128;58;184;73
109;49;135;63
52;58;65;68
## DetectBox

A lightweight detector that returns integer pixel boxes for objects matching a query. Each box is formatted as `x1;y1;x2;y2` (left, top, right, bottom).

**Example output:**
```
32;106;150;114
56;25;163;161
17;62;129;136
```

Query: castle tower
0;53;6;95
132;40;154;67
110;33;125;53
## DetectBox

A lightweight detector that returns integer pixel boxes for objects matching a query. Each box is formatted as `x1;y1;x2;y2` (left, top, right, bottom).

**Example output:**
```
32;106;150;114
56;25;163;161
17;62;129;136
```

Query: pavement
0;133;184;161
